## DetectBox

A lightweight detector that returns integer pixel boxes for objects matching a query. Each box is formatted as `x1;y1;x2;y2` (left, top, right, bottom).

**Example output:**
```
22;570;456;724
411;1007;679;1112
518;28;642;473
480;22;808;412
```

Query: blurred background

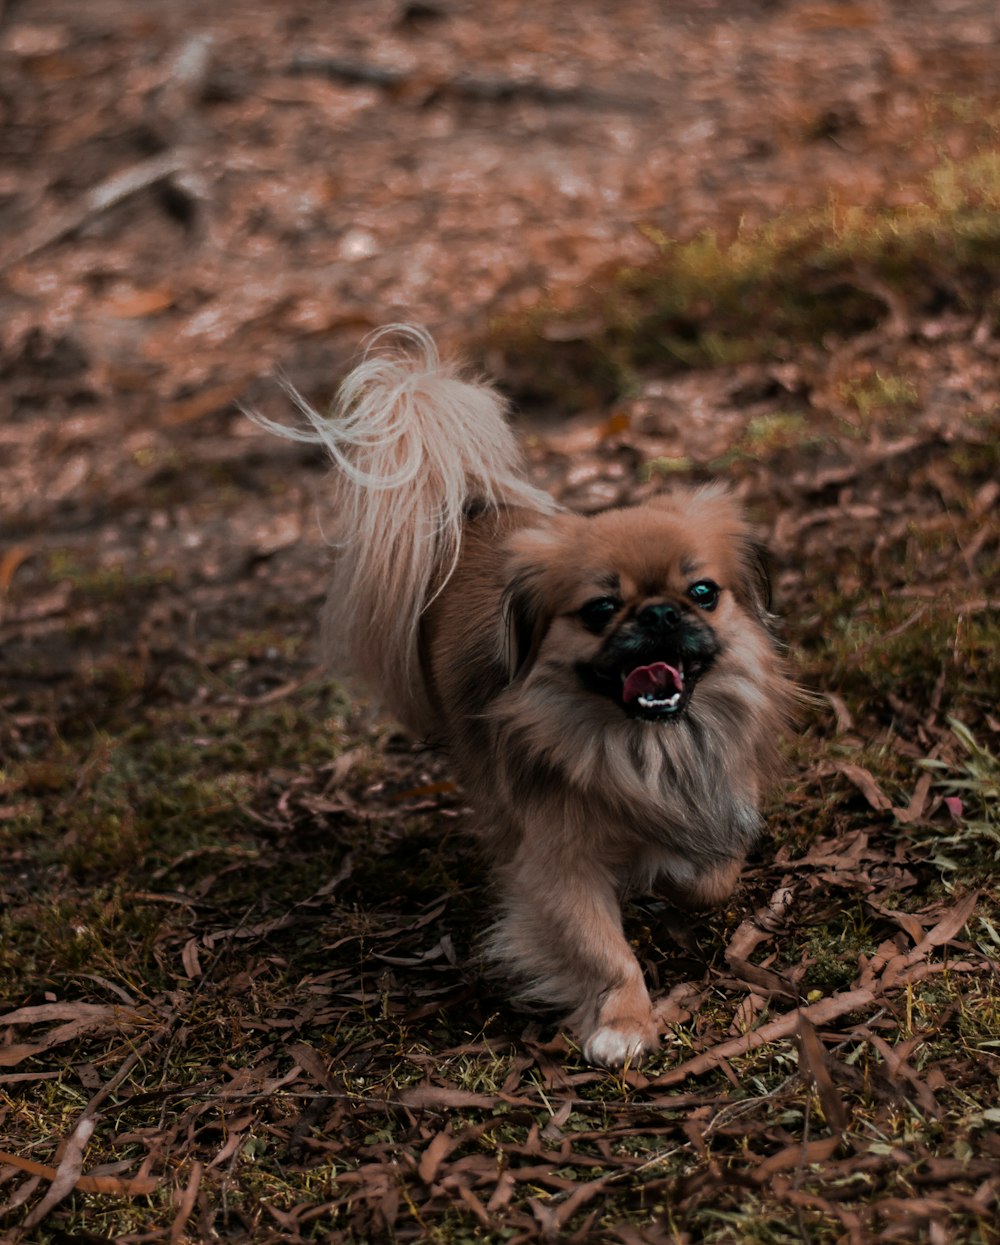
4;0;999;608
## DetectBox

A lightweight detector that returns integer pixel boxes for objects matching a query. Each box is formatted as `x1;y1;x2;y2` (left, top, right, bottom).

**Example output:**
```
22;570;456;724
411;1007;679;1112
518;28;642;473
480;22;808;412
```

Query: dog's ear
501;569;547;683
736;538;782;640
742;539;773;614
500;526;561;683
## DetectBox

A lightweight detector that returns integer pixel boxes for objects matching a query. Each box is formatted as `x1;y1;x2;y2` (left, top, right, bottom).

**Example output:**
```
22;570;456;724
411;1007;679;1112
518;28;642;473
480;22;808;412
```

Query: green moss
809;598;998;732
839;371;919;428
47;550;174;603
487;149;1000;408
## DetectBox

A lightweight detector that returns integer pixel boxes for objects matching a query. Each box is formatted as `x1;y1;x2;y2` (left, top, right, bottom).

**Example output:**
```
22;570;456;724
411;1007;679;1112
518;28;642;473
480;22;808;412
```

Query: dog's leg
490;847;658;1068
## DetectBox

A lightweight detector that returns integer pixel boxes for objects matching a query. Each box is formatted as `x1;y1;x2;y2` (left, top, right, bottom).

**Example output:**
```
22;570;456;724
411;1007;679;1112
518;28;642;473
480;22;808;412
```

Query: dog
253;326;796;1067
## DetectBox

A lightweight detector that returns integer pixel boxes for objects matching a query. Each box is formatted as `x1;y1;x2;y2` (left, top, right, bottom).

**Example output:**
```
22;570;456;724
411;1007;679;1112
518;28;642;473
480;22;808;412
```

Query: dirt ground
2;1;1000;1242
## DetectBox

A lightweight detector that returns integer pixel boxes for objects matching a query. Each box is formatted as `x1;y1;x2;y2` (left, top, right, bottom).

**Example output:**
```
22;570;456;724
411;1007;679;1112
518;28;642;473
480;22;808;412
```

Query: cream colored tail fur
249;325;556;727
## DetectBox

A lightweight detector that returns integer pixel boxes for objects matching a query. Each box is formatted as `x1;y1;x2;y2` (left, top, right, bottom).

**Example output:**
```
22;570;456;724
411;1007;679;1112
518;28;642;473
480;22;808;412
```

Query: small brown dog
255;327;796;1066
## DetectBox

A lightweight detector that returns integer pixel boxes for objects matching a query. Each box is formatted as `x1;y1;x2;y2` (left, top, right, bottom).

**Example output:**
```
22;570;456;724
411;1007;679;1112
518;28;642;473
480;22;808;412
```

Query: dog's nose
638;602;682;630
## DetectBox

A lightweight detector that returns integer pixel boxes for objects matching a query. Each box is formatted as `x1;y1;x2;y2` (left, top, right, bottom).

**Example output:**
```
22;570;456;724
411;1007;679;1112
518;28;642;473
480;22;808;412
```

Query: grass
917;720;1000;877
487;145;1000;410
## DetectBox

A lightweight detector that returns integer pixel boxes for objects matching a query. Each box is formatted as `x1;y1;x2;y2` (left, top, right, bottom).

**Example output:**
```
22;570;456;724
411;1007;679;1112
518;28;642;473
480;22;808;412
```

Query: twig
726;884;797;962
170;1161;204;1244
650;989;876;1088
0;150;189;272
288;54;646;112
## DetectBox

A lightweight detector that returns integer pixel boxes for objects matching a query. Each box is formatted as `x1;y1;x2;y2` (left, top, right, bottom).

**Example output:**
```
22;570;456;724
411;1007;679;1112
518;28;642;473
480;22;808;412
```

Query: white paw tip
583;1025;654;1069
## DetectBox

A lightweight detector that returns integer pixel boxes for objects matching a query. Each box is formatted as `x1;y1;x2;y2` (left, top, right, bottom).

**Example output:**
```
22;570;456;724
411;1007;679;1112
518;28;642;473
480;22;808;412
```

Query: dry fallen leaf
0;545;31;594
101;287;175;318
22;1116;96;1228
0;1148;158;1197
834;763;894;812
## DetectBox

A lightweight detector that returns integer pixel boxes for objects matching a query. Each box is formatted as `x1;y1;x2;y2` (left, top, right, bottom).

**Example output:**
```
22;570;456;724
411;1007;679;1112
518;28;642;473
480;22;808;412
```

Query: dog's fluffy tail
250;325;556;727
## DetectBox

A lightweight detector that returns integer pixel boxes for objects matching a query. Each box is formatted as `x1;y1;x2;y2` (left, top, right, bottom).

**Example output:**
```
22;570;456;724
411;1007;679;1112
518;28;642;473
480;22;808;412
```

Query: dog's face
503;486;774;724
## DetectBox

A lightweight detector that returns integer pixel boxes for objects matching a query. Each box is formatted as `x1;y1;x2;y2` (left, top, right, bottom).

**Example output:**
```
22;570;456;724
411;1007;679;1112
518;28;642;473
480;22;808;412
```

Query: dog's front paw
582;1019;659;1068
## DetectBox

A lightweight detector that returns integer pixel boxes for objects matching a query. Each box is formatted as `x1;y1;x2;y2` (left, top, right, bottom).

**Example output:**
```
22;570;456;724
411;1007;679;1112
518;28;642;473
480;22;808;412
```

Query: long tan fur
253;328;796;1067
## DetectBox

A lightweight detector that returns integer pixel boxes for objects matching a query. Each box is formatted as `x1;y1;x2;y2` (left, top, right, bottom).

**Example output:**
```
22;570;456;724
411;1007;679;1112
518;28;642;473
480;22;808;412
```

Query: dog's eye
578;597;621;632
688;579;720;610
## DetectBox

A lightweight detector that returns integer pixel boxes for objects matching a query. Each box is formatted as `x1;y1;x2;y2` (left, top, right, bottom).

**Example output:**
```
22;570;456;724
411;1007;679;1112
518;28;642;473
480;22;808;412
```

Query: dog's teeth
637;691;682;710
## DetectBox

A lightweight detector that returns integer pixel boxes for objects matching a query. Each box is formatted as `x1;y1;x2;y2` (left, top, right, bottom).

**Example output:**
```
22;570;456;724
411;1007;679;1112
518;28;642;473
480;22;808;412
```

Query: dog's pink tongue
622;662;683;704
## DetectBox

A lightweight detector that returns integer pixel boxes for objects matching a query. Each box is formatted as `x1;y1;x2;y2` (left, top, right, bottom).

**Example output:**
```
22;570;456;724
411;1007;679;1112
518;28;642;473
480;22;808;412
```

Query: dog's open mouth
621;661;686;717
579;651;711;721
